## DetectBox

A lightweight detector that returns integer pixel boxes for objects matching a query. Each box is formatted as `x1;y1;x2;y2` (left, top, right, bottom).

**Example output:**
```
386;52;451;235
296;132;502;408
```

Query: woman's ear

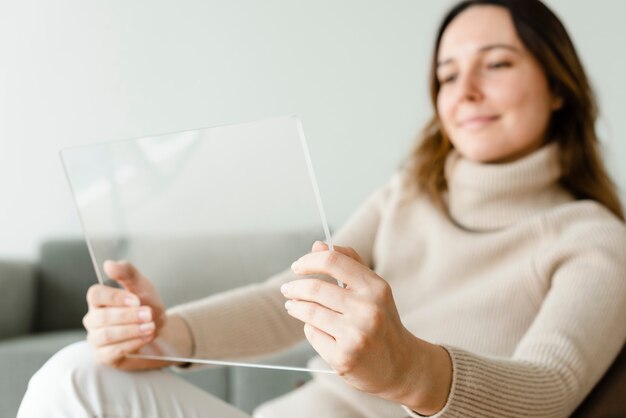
550;85;564;111
551;95;564;111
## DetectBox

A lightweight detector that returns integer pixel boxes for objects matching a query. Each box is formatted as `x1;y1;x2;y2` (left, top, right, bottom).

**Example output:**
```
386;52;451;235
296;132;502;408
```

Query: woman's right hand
83;260;173;370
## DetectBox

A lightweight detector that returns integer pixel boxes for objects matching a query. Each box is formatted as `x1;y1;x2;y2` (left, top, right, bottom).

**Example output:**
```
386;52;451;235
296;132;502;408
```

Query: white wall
1;0;625;260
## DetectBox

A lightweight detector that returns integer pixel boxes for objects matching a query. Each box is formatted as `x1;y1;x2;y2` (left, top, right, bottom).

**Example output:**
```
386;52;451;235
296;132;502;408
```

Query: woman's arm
167;179;394;361
282;220;626;417
282;244;452;415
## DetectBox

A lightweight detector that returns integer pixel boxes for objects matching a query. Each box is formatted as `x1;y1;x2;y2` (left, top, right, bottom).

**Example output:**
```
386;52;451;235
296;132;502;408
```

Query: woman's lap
17;341;366;418
253;381;364;418
18;341;249;418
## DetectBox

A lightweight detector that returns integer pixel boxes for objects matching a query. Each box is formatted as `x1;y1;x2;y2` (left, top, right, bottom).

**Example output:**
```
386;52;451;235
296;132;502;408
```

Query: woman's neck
444;143;574;230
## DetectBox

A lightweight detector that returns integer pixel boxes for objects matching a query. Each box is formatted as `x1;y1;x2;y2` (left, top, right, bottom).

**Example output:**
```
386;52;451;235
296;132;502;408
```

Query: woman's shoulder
531;200;626;290
380;169;423;203
542;199;626;251
358;170;417;210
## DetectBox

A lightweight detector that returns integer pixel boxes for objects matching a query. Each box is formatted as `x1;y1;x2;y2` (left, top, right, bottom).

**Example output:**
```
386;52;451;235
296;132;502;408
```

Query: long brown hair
410;0;624;221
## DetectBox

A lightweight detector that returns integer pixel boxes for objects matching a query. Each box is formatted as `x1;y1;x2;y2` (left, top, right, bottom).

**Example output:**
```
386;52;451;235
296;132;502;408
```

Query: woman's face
436;5;562;163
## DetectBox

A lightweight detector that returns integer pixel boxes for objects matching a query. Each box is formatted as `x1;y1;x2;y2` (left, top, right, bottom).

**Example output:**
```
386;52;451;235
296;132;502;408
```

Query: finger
285;299;343;338
303;323;337;369
86;284;140;308
281;279;347;313
311;240;328;252
95;337;151;367
339;246;365;265
311;242;365;265
292;250;369;288
304;323;360;375
88;322;156;347
83;306;153;329
103;260;145;294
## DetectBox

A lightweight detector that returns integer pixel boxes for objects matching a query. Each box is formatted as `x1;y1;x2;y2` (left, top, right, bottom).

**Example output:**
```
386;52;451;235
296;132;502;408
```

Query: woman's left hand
281;241;439;407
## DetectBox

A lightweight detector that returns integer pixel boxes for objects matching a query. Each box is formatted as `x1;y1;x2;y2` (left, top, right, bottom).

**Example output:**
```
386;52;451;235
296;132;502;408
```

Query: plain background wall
1;0;625;260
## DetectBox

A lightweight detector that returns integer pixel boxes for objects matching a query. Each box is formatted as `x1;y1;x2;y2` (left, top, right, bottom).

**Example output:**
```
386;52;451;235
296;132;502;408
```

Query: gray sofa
1;236;625;418
0;235;318;418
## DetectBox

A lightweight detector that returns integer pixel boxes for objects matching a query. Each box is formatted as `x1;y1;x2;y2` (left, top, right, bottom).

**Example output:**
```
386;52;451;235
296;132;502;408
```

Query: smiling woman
435;6;561;163
17;1;626;418
413;0;624;222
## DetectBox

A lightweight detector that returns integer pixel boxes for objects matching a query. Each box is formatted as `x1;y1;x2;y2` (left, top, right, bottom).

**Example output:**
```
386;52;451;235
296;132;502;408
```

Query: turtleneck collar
444;142;574;231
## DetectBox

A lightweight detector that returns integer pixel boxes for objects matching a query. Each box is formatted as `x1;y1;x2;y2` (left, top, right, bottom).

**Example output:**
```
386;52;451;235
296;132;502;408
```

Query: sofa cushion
0;260;36;338
0;330;85;418
34;231;320;331
35;240;96;331
124;231;320;308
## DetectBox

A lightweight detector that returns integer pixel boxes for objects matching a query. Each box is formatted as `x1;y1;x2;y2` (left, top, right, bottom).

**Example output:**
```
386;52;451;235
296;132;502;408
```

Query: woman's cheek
436;92;456;133
495;85;551;147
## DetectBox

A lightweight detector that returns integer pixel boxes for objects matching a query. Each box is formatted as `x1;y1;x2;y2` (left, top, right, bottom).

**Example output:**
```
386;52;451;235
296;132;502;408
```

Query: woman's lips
458;115;500;130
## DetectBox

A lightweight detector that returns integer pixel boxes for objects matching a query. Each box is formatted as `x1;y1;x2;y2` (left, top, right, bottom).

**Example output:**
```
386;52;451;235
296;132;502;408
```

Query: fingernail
284;300;293;311
139;322;155;334
291;261;301;272
280;282;292;295
138;308;151;322
124;296;140;307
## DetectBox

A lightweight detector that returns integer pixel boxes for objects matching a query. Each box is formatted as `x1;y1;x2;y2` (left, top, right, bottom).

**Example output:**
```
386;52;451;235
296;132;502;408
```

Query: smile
458;115;500;130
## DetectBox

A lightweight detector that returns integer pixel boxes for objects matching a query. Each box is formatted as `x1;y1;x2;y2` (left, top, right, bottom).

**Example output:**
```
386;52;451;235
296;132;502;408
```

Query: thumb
103;260;144;293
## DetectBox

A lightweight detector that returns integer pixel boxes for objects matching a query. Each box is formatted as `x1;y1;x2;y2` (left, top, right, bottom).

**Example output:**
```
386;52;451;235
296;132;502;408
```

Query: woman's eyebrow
437;43;521;68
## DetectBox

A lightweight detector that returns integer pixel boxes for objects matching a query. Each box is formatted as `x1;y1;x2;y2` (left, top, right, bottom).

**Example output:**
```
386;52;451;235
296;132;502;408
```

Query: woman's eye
487;61;512;69
439;74;457;84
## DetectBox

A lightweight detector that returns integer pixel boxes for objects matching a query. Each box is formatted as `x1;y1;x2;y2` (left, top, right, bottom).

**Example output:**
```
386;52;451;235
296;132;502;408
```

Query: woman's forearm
141;313;194;365
393;333;453;416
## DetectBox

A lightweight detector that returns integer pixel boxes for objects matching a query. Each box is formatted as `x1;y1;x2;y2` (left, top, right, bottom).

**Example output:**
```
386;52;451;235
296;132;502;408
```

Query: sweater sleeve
405;210;626;418
168;179;392;361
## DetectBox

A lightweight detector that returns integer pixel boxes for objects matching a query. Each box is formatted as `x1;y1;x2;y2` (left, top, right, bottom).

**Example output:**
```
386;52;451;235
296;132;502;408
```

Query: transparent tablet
61;116;335;374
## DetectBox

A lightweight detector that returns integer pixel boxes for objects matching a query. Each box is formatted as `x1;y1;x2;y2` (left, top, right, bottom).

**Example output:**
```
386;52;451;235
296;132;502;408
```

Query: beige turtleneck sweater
171;143;626;418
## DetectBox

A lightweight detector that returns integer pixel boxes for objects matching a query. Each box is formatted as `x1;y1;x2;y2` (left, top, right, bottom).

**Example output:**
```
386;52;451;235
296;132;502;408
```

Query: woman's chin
454;143;506;163
459;148;541;164
452;136;539;164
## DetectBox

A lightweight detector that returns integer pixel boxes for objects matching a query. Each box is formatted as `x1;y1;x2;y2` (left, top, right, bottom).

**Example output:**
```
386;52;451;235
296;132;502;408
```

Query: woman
19;0;626;417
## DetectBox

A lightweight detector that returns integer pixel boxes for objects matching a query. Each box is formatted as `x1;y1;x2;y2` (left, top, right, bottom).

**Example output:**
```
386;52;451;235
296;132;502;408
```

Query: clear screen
61;116;335;373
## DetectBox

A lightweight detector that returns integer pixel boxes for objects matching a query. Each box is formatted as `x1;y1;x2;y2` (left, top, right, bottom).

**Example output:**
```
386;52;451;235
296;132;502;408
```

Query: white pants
18;342;366;418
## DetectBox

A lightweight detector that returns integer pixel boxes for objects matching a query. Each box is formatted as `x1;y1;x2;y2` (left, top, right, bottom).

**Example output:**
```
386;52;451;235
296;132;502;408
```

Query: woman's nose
456;70;484;103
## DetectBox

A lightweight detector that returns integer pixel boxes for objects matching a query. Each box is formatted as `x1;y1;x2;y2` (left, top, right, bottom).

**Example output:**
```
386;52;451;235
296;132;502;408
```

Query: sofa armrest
0;260;37;339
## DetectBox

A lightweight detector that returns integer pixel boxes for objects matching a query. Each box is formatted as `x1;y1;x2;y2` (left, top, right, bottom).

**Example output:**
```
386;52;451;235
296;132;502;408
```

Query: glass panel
61;116;335;373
